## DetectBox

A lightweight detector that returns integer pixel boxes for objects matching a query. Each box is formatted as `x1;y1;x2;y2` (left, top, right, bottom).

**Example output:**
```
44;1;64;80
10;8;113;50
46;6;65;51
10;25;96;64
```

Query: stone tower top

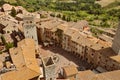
23;15;38;45
42;56;56;80
23;15;35;25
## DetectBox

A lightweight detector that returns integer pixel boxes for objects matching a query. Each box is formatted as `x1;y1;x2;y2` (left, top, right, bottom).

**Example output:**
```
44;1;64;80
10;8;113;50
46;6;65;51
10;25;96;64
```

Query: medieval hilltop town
0;3;120;80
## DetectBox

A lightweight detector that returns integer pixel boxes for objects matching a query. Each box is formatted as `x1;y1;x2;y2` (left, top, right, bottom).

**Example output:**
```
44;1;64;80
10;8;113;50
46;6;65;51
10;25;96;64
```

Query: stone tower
42;56;56;80
23;15;38;45
112;23;120;54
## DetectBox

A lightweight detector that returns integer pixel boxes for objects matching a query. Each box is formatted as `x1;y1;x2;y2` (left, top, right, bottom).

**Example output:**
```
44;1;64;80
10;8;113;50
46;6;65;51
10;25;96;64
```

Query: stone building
43;20;62;44
0;20;18;34
61;26;120;71
72;20;90;32
2;4;13;14
0;39;41;80
109;55;120;70
63;65;120;80
23;15;38;45
42;56;56;80
62;28;77;52
36;22;44;43
112;23;120;54
55;23;68;47
36;18;120;72
77;69;120;80
62;65;78;80
76;70;95;80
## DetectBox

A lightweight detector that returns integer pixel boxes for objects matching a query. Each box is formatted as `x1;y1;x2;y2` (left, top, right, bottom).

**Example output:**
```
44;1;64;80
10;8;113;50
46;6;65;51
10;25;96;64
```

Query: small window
101;47;104;49
86;58;88;62
98;62;100;64
104;66;107;69
113;64;115;67
30;21;32;23
99;56;101;59
7;31;10;33
91;53;94;56
105;60;108;62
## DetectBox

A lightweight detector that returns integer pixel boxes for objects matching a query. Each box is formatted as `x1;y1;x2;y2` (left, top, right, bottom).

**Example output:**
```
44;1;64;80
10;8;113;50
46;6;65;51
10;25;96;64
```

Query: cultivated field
4;0;16;3
96;0;120;7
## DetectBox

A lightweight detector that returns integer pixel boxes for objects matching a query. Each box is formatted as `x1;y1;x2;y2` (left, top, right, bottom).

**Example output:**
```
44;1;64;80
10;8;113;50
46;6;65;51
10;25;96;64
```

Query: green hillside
104;1;120;9
0;0;119;31
4;0;16;3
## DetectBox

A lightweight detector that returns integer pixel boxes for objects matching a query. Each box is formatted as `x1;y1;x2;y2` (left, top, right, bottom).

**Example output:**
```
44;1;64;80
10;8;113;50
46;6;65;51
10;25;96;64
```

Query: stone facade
23;15;38;45
112;23;120;54
42;57;56;80
36;19;120;72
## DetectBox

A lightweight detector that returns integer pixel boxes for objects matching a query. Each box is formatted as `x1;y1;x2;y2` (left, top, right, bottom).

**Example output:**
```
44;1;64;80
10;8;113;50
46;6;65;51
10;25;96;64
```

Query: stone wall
112;23;120;54
23;16;38;45
42;57;56;80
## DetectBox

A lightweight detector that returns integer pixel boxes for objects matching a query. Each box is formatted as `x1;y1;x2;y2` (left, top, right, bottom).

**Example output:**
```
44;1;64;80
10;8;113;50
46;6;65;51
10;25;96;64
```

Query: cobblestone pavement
39;45;91;76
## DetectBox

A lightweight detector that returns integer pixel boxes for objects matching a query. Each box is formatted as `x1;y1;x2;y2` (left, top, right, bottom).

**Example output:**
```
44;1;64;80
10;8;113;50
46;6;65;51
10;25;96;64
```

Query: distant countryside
0;0;120;30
